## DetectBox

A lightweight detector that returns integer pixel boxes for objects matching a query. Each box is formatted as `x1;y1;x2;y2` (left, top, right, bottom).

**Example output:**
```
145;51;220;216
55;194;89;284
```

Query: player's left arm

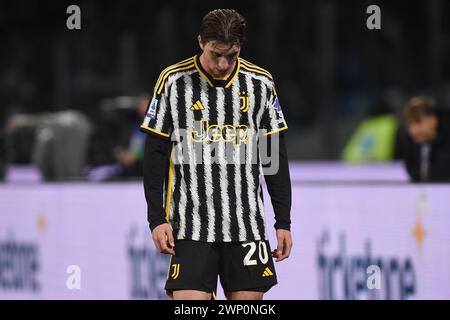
263;132;293;262
260;79;292;262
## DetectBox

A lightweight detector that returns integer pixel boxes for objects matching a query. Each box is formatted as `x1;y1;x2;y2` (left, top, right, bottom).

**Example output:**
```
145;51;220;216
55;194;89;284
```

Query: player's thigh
220;240;278;295
165;240;219;298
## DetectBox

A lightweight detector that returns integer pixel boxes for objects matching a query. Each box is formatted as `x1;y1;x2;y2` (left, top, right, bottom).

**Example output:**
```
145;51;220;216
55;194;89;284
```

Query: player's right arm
143;135;175;255
141;74;175;255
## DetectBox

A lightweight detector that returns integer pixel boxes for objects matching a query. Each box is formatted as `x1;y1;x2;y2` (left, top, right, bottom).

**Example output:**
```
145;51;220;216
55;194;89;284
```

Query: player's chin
214;71;227;77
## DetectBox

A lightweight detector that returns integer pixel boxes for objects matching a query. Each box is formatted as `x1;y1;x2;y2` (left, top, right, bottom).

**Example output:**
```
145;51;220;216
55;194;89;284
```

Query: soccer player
141;9;292;300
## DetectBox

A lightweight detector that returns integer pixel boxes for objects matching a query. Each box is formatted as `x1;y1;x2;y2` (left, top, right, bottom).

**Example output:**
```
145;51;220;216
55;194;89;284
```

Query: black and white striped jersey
140;54;288;243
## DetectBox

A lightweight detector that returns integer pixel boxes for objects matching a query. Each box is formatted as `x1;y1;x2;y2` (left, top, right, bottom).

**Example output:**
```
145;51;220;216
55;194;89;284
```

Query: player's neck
199;53;236;80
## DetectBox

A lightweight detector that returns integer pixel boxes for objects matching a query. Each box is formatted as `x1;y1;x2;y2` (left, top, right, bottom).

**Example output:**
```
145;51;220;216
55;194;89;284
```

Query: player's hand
272;229;293;262
152;223;175;255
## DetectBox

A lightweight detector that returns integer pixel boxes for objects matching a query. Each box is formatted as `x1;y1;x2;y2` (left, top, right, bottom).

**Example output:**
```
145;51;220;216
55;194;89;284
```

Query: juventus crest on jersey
141;54;288;243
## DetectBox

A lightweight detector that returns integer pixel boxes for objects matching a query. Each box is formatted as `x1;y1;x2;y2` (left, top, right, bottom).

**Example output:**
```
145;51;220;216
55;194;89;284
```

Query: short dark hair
404;96;437;123
200;9;247;46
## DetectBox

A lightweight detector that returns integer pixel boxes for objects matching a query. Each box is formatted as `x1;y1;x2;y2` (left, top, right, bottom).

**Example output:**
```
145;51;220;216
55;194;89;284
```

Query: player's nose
217;57;229;71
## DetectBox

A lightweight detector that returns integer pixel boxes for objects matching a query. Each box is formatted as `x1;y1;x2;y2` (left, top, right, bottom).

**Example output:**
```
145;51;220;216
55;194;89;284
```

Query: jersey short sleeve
140;83;173;140
259;81;288;136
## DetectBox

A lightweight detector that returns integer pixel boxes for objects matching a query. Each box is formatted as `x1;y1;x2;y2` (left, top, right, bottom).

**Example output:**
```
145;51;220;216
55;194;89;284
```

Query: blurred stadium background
1;0;450;299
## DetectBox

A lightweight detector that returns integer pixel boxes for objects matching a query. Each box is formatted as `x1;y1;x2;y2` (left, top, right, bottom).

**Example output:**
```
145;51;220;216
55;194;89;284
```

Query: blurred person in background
85;94;150;181
112;94;150;178
342;97;400;163
398;96;450;182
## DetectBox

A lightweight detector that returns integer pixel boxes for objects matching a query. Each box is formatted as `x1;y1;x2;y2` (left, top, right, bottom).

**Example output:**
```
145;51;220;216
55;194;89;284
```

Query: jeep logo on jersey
146;97;158;120
190;119;249;145
239;91;250;112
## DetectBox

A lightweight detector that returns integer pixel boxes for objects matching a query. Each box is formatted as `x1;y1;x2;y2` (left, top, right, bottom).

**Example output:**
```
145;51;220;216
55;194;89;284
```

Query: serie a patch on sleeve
146;96;158;120
273;97;284;118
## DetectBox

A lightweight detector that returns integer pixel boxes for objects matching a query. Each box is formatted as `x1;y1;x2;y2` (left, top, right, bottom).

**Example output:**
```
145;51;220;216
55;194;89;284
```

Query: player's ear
198;35;204;51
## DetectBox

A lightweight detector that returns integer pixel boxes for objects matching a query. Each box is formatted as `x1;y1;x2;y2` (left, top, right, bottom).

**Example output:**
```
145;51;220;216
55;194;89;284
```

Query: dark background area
0;0;449;165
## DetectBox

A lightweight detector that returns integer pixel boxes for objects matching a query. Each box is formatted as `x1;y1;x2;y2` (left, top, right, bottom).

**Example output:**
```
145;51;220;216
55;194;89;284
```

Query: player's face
407;115;438;144
199;38;240;79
